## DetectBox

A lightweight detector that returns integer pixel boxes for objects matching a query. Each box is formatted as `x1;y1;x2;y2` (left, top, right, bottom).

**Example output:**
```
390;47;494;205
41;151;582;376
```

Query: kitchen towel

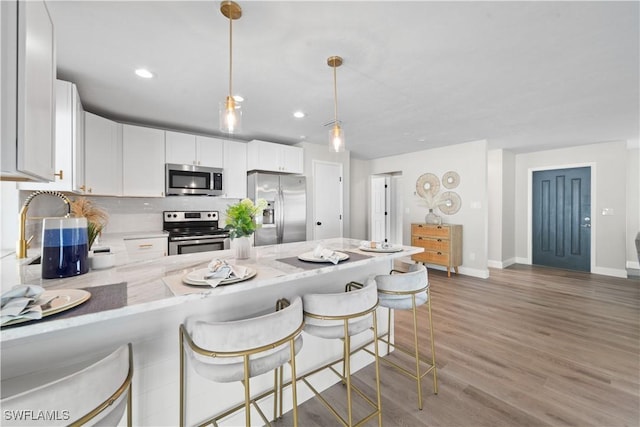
1;285;45;325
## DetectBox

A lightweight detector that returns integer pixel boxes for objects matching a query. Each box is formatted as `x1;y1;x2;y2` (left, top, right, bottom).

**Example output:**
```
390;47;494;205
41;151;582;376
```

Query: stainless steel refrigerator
248;172;306;246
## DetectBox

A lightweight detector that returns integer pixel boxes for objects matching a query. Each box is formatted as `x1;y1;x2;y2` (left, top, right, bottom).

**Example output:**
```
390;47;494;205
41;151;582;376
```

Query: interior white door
370;176;387;242
313;161;343;240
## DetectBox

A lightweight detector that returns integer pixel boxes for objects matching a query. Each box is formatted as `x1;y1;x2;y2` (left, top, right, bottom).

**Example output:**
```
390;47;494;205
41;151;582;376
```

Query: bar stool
300;281;382;427
370;264;437;410
0;343;133;426
180;297;304;427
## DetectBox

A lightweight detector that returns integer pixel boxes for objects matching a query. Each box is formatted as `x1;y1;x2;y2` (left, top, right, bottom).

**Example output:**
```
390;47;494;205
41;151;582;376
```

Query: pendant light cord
333;64;338;125
228;13;233;98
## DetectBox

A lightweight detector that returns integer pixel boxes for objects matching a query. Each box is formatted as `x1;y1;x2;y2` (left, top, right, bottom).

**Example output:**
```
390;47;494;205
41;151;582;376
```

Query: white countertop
1;239;420;342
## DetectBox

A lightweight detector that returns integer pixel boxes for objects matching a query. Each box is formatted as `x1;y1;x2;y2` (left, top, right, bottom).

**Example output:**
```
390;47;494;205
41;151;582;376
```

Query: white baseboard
591;266;628;278
626;260;640;270
487;258;516;269
458;266;490;279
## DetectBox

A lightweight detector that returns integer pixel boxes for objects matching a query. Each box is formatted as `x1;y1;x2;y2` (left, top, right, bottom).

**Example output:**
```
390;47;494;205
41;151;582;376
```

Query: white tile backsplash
16;192;241;244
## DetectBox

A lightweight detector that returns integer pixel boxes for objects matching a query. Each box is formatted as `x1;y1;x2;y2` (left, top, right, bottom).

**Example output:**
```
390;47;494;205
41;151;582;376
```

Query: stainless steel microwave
165;163;223;196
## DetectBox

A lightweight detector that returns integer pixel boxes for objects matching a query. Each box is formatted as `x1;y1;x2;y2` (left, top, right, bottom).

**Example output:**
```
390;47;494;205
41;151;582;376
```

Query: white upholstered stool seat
371;264;438;410
180;296;304;427
300;281;382;427
0;343;133;426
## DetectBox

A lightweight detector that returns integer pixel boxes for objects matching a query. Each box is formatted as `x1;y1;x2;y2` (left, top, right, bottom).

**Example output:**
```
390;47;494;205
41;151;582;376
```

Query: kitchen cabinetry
122;125;165;197
411;223;462;277
223;140;247;198
124;236;167;261
84;112;122;196
1;0;55;181
247;140;303;174
19;80;84;192
165;131;223;168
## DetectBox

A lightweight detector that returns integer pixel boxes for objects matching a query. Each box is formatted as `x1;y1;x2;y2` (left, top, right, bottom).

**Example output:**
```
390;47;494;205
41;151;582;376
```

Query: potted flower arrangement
224;198;267;259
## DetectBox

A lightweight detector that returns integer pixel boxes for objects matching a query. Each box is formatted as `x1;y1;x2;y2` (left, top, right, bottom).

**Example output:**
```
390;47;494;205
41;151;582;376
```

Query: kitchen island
1;238;421;426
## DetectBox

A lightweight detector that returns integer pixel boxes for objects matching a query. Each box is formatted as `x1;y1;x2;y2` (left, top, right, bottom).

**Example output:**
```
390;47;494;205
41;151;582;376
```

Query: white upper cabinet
122;124;165;197
84;112;122;196
165;131;223;168
247;140;303;174
196;136;224;168
223;140;247;199
1;0;55;181
19;80;85;192
165;131;196;165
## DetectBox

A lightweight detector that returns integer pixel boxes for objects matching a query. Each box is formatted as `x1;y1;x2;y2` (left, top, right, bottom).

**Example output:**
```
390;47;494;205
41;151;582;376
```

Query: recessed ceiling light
135;68;154;79
293;111;306;118
233;95;244;102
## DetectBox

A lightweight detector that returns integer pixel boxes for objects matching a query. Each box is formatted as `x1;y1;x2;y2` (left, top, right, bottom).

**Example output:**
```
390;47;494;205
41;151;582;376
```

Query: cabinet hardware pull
54;170;63;180
138;244;153;249
79;185;86;191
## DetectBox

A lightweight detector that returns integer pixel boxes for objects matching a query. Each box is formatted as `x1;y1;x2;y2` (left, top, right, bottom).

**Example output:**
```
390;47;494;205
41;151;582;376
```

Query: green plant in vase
224;198;267;239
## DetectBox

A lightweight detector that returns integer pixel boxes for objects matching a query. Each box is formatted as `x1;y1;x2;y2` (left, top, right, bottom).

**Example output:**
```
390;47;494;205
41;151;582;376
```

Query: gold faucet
17;190;72;259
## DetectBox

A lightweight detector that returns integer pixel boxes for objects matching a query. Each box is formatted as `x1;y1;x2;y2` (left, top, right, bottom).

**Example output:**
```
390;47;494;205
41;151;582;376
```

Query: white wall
349;158;370;240
1;182;20;253
514;140;630;277
626;145;640;270
488;149;516;268
366;140;489;278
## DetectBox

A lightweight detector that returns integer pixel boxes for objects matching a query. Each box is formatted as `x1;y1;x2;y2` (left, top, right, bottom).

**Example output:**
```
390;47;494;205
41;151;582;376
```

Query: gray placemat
2;282;127;329
276;250;372;270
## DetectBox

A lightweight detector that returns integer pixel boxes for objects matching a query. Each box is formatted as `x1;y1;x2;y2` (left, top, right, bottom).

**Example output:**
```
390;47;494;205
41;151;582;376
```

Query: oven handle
170;235;229;242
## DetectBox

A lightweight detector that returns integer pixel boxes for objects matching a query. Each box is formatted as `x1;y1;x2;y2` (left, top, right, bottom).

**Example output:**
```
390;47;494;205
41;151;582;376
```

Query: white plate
182;267;257;286
358;245;403;253
2;289;91;327
297;251;350;263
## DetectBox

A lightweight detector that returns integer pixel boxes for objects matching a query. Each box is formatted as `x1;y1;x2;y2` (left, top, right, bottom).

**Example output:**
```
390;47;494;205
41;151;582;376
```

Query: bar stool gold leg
427;289;438;394
372;310;383;426
411;294;423;410
290;339;299;427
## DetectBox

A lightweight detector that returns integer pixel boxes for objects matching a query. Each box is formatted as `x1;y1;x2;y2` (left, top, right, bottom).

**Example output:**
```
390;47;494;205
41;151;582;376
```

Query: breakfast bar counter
1;238;421;426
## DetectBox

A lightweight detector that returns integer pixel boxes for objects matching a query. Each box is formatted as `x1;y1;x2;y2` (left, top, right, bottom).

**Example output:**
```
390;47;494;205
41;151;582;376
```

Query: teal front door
532;167;591;272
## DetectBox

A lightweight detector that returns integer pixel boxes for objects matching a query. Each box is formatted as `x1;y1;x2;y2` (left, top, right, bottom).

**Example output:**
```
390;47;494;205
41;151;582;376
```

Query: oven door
169;236;230;256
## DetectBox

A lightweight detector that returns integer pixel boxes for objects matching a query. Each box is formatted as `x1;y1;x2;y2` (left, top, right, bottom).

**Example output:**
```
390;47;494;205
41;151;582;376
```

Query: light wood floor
277;265;640;426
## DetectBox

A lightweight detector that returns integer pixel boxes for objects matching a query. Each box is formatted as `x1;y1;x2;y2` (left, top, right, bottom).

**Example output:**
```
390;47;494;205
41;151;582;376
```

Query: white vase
232;235;253;260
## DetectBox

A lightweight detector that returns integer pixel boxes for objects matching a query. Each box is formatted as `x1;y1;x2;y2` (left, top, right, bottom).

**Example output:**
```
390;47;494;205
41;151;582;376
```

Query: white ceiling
45;1;639;160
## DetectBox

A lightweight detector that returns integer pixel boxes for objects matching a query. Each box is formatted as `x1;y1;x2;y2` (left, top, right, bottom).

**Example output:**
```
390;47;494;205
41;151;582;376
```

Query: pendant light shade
327;56;345;152
219;1;242;134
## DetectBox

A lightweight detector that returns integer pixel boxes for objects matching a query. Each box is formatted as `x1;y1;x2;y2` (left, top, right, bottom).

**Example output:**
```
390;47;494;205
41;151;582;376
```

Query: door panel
532;167;591;271
313;162;343;240
370;177;386;242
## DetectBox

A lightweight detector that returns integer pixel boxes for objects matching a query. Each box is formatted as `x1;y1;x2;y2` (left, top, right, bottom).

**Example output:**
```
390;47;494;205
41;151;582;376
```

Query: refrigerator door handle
277;187;285;243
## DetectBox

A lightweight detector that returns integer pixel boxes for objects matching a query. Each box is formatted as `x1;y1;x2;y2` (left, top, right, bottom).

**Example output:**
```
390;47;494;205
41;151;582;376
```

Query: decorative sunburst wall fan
415;171;462;223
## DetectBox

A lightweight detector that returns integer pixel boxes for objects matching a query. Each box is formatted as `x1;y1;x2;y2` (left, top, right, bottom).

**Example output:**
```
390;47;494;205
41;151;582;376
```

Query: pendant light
327;56;345;152
219;1;242;134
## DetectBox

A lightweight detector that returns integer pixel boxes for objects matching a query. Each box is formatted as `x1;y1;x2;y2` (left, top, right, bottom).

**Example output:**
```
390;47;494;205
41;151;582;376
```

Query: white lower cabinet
84;112;122;196
122;124;165;197
124;236;167;261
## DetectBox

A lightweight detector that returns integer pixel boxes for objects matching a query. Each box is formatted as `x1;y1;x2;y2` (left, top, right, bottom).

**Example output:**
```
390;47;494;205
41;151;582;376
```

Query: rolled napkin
205;259;248;287
313;245;341;265
360;241;392;249
1;284;46;325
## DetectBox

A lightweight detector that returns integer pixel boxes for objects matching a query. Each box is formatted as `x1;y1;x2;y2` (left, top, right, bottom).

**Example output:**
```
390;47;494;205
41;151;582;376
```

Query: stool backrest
303;281;378;330
186;296;303;355
1;343;132;426
376;264;428;294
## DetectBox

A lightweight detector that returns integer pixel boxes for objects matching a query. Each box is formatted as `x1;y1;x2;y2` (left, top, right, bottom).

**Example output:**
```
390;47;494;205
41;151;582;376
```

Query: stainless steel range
163;211;230;256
